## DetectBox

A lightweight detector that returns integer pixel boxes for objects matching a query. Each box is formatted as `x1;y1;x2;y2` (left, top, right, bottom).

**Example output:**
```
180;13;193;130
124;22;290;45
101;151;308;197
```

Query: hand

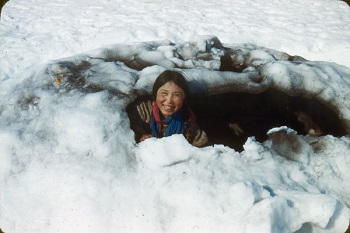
228;122;244;136
140;134;153;142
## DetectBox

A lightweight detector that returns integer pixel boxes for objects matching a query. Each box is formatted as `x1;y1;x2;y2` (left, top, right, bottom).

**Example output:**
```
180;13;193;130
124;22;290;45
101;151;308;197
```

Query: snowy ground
1;0;350;233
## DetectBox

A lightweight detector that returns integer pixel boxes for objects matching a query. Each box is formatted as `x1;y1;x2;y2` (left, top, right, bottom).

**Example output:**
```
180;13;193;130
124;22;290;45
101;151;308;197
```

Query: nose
165;95;174;104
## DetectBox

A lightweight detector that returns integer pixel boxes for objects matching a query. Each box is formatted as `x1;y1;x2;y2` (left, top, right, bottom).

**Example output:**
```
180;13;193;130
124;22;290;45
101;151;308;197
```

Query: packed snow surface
1;0;350;233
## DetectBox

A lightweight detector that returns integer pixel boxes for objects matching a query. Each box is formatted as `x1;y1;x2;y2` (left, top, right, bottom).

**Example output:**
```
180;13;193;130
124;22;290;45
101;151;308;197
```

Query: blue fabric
150;110;185;138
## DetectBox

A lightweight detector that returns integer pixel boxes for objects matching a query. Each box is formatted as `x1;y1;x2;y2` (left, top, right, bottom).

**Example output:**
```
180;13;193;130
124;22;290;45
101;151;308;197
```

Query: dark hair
152;70;190;100
152;70;190;114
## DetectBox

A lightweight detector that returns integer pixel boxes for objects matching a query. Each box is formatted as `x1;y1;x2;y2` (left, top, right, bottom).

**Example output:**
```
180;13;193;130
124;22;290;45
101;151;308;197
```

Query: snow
1;0;350;233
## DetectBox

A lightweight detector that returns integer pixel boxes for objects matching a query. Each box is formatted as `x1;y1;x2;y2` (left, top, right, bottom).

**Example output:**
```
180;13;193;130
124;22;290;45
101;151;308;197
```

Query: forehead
158;81;184;93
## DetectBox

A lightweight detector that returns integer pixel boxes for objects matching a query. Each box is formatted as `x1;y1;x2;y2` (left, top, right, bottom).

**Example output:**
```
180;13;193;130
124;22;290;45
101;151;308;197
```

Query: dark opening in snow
127;89;346;151
189;89;346;151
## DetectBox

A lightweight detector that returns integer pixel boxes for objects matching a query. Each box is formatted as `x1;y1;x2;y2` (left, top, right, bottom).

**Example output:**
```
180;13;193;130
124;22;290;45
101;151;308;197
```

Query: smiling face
156;81;185;118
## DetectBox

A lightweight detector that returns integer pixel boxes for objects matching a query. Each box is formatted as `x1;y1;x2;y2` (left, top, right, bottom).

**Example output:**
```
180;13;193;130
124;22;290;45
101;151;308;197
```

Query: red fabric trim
152;102;161;123
189;109;196;123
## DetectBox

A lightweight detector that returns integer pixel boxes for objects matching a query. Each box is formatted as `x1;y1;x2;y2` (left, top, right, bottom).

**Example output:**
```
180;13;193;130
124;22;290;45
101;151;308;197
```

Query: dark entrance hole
190;89;346;151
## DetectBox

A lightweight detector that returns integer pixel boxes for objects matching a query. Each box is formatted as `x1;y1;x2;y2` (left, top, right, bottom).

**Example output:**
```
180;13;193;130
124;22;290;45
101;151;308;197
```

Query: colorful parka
127;98;208;147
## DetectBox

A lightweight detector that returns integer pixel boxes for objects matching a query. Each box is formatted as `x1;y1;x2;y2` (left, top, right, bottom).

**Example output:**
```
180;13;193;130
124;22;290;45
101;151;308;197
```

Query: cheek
174;97;184;108
156;94;165;103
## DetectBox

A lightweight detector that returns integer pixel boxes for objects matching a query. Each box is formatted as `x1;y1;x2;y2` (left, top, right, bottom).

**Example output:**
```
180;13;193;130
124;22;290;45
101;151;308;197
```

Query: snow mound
39;36;350;134
0;36;350;233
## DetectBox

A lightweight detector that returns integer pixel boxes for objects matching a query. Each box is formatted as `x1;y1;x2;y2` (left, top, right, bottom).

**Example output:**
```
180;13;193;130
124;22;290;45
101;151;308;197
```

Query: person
127;70;208;147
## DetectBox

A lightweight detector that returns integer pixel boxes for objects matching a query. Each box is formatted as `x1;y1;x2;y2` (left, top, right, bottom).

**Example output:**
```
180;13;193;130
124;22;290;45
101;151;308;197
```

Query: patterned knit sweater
127;98;208;147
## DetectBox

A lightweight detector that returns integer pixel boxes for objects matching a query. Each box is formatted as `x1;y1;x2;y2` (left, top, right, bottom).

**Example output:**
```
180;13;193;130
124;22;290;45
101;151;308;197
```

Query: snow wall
1;36;350;233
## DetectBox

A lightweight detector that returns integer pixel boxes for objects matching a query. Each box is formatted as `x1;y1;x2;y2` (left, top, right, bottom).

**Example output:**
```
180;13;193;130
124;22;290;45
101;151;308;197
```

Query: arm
127;99;154;142
184;121;208;147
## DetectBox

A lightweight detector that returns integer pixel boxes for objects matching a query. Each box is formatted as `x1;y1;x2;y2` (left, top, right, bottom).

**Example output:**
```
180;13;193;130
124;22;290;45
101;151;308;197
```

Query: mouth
163;105;175;112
